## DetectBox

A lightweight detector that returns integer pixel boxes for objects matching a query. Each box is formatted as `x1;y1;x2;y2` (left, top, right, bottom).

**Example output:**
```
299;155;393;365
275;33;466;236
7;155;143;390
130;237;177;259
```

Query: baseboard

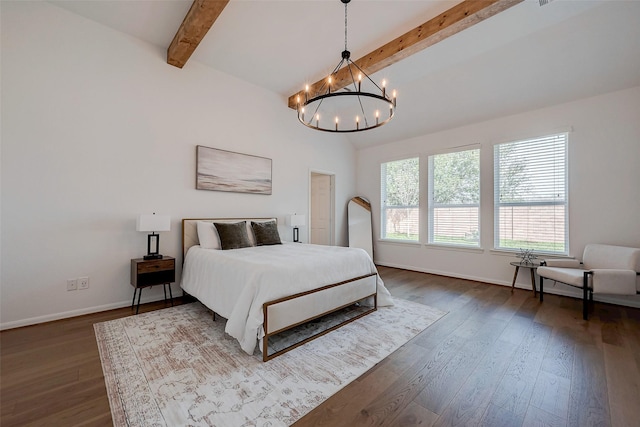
376;262;640;309
0;294;179;331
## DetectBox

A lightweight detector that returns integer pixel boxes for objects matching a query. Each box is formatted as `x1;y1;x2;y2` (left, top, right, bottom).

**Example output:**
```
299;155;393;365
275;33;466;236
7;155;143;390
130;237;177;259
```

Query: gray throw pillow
214;222;252;250
251;221;282;246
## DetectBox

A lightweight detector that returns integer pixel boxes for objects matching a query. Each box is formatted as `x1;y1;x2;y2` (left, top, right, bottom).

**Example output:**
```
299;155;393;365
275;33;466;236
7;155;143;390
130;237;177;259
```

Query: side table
130;256;175;314
510;261;540;296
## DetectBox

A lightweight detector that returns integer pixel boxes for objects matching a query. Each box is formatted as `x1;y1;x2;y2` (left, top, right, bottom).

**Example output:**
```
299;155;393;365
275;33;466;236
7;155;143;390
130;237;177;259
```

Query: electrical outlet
78;276;89;290
67;279;78;291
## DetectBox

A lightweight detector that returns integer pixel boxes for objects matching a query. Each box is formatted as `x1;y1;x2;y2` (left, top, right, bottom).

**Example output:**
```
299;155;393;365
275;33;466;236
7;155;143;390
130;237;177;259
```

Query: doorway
309;171;335;245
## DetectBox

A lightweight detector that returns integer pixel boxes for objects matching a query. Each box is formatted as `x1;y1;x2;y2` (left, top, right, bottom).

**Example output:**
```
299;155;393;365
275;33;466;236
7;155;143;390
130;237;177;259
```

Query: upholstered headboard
182;218;277;259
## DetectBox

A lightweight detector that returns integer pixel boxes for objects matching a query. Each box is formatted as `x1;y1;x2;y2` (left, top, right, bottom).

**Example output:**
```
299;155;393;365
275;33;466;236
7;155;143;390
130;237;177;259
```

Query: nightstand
130;256;175;314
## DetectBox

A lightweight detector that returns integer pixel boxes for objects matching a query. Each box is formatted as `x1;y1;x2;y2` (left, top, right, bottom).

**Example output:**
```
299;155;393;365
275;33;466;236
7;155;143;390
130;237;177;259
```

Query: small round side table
510;261;540;296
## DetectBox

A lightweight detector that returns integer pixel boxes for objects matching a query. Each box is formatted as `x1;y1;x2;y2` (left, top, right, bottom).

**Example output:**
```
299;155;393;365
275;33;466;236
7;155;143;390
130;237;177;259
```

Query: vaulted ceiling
49;0;640;148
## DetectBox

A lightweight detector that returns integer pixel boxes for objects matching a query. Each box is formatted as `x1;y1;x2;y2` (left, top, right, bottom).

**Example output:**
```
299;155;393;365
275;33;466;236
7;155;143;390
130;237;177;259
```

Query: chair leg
539;276;544;302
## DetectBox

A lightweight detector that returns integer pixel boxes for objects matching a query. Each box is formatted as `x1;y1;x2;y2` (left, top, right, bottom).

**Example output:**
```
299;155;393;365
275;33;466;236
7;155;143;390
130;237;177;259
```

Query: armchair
537;244;640;320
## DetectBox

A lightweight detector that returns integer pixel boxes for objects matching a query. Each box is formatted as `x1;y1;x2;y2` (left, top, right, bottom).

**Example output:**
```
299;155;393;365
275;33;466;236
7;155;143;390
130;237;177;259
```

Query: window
428;148;480;247
381;158;419;241
494;133;568;254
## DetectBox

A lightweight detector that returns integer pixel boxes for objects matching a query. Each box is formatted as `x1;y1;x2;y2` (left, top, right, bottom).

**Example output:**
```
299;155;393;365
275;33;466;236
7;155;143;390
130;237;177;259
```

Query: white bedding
180;242;393;355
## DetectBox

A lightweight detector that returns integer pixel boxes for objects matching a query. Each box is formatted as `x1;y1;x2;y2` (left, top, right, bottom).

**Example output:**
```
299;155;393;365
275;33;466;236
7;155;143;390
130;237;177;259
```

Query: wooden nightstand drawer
131;257;175;288
137;258;174;274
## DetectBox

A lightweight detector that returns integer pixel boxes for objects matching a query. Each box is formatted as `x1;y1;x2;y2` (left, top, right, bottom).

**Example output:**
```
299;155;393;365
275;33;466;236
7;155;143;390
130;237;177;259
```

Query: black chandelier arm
297;110;394;133
306;96;325;126
343;61;369;126
346;59;386;93
303;89;392;106
300;91;395;131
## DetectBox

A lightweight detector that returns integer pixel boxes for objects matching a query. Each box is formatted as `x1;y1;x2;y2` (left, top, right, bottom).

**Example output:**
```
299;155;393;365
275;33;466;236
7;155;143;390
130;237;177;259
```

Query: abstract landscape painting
196;146;272;195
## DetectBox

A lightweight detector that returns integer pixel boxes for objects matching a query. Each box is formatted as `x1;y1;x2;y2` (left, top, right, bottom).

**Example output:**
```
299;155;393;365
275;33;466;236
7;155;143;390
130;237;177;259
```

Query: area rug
94;298;446;426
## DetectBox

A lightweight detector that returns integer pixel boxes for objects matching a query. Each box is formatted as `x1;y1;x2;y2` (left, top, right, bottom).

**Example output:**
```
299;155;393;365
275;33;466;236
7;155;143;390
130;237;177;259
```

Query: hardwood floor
2;267;639;426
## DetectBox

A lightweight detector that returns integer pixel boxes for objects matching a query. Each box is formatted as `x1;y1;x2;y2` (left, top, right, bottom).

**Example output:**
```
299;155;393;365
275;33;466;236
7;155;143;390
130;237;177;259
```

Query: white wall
0;1;357;328
357;86;640;307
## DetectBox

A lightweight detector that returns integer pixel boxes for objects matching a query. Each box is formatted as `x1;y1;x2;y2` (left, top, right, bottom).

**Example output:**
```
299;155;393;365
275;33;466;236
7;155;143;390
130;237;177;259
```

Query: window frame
427;147;481;248
380;156;420;242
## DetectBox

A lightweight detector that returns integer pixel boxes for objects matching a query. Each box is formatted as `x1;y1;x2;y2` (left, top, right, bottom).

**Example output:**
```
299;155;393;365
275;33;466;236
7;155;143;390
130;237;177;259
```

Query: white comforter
180;243;393;354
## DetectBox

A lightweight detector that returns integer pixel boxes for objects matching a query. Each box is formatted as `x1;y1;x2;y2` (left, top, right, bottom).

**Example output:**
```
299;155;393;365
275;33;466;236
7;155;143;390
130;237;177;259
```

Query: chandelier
295;0;396;133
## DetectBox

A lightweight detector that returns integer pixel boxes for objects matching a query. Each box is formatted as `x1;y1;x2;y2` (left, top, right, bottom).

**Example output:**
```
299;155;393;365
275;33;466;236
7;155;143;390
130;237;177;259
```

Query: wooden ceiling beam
167;0;230;69
287;0;523;109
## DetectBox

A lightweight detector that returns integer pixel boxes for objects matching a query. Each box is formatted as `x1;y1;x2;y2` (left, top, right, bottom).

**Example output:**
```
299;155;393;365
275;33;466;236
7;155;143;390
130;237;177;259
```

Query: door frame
308;169;335;245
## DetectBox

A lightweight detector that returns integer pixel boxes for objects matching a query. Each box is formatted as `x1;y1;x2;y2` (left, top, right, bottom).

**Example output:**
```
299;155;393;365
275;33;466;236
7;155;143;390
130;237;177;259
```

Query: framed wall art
196;146;272;195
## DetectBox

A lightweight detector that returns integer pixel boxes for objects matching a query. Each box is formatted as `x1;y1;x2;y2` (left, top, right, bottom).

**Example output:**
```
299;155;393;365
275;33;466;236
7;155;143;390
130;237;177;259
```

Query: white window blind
428;148;480;247
494;133;568;254
380;158;419;241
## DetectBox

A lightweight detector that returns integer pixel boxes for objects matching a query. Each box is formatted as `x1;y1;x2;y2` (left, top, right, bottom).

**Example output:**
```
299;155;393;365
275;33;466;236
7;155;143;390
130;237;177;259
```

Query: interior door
310;172;334;245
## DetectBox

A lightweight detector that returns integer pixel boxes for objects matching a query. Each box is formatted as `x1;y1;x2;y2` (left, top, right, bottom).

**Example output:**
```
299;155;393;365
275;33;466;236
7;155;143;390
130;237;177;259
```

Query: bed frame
182;218;378;361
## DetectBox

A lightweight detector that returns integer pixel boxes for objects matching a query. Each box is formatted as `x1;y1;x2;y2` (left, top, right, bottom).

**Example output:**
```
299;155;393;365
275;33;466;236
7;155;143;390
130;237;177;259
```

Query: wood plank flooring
2;266;639;426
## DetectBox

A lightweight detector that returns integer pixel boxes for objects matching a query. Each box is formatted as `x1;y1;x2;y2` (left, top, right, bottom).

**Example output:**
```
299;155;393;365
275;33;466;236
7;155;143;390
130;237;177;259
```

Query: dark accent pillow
251;221;282;246
213;222;252;250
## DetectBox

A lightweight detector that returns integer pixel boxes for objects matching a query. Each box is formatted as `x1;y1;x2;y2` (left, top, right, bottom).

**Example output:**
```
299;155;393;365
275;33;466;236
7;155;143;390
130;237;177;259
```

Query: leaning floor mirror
348;196;373;260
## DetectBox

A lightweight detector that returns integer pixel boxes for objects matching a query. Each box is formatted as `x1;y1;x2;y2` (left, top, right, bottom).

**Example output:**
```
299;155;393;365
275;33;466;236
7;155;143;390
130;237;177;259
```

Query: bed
180;218;393;361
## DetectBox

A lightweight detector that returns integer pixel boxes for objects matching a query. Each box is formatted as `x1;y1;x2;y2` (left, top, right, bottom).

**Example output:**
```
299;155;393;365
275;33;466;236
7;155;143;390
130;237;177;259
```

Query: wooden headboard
182;217;277;259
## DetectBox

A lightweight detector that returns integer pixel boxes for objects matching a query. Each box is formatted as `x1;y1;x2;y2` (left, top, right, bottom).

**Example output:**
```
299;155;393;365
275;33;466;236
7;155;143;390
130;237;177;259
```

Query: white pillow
197;221;220;249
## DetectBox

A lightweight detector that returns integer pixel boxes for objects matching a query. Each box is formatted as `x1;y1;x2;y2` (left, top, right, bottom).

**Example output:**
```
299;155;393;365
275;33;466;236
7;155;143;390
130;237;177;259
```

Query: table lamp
286;214;306;243
136;213;171;260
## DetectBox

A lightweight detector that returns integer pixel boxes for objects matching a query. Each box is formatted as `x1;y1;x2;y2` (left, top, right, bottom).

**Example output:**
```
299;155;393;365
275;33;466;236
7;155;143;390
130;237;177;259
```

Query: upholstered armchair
537;244;640;320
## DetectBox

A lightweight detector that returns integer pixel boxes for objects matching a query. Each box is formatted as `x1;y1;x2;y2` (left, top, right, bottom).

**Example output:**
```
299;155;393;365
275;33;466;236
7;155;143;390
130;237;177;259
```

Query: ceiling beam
167;0;230;69
287;0;523;109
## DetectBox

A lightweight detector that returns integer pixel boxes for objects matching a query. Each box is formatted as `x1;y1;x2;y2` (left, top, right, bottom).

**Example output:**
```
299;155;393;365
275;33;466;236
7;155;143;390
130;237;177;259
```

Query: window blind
494;133;568;254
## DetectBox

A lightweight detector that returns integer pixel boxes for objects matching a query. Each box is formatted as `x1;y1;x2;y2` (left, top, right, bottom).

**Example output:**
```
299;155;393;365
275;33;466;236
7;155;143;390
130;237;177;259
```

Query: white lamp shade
286;214;306;227
136;214;171;232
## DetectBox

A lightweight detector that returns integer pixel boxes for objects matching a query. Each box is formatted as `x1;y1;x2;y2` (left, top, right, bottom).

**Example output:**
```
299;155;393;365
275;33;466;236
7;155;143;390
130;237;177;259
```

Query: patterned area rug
94;298;446;426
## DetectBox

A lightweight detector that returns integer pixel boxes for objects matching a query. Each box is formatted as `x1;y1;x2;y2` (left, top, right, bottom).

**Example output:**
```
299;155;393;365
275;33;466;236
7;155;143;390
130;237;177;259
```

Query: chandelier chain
344;1;348;51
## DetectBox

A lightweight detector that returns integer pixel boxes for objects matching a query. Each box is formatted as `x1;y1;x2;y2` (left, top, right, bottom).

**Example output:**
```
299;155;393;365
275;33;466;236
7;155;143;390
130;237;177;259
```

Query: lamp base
143;254;163;260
